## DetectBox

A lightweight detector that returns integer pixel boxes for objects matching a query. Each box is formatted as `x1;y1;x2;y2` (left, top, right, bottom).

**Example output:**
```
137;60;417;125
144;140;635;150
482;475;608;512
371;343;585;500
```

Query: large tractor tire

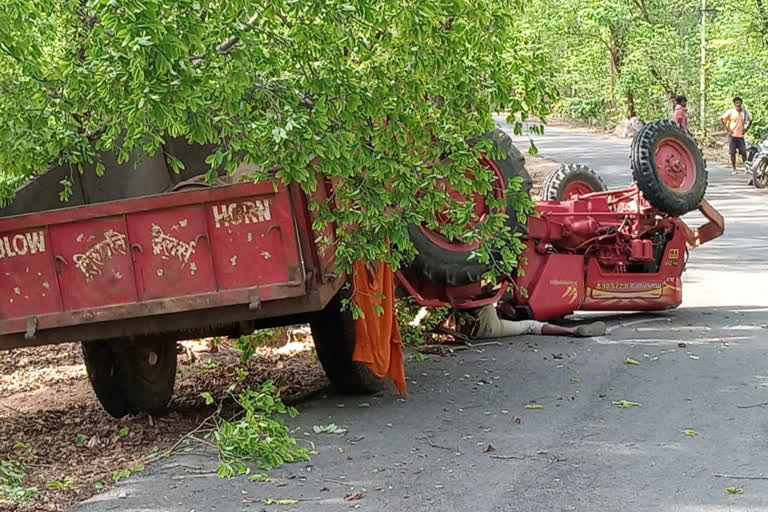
82;337;177;418
630;120;707;216
309;289;386;395
405;129;531;287
541;163;607;200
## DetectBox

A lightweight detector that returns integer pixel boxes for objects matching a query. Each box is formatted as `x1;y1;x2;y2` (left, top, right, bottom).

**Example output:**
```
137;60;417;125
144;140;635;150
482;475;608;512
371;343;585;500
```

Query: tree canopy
528;0;768;139
0;0;553;274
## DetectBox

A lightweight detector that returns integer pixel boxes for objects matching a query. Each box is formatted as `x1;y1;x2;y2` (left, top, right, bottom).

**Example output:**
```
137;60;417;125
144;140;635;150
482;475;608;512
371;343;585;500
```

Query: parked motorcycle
746;136;768;188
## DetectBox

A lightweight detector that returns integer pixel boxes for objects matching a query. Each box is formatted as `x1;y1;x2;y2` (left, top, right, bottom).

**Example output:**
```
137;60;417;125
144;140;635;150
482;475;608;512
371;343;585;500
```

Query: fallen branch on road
736;402;768;409
713;473;768;480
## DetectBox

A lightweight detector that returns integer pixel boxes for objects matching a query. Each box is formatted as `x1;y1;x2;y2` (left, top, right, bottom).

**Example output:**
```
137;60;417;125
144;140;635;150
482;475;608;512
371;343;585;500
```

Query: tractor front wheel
541;163;607;200
631;120;707;216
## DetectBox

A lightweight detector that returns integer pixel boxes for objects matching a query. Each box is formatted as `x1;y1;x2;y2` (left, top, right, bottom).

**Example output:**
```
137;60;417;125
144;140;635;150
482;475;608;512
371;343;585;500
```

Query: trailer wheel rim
562;181;595;199
418;157;505;252
655;137;696;193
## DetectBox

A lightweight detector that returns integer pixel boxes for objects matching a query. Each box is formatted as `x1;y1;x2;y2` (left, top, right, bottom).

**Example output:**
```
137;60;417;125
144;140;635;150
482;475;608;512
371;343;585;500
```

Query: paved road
73;125;768;512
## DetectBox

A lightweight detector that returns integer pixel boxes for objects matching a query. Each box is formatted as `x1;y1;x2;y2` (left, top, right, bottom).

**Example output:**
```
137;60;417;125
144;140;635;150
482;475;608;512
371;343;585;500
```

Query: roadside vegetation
522;0;768;141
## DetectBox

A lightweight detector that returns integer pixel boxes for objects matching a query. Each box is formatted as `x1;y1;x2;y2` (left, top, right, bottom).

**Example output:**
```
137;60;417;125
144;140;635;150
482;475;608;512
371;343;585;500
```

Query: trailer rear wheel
82;337;177;418
81;341;131;418
309;290;385;395
114;337;177;415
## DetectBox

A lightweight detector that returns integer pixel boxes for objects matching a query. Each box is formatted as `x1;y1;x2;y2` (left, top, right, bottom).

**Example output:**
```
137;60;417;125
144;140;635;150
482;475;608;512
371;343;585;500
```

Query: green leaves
0;459;38;503
208;380;309;475
0;0;551;278
727;487;743;494
313;424;347;434
111;465;143;482
47;480;74;491
264;498;299;505
624;357;640;365
613;400;640;408
682;429;698;437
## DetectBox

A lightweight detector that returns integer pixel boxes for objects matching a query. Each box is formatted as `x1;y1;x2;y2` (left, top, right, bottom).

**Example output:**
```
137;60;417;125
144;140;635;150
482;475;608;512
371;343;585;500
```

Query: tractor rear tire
82;337;177;418
541;164;607;200
309;289;386;395
631;120;707;216
405;129;531;287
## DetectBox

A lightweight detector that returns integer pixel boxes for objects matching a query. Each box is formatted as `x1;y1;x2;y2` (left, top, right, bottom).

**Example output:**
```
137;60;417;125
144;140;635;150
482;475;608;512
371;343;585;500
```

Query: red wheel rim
418;157;505;252
562;181;595;200
655;137;696;193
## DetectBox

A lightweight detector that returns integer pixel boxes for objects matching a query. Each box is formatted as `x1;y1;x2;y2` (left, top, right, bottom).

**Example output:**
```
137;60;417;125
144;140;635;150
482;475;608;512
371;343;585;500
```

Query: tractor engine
530;194;675;274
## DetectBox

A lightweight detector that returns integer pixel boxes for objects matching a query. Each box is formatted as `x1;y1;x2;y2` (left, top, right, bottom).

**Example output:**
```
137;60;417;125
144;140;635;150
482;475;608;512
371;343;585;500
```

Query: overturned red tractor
398;120;724;319
0;119;722;417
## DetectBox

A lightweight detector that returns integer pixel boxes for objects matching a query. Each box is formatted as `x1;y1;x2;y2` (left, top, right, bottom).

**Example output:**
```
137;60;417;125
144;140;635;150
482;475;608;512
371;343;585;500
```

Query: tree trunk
609;49;618;109
625;91;636;119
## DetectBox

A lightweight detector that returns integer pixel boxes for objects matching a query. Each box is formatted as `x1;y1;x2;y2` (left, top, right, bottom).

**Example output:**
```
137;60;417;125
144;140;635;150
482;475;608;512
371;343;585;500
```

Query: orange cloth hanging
351;260;407;396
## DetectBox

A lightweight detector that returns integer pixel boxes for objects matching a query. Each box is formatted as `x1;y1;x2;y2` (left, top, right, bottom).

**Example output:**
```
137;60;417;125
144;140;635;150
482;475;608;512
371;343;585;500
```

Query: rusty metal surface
0;182;310;340
680;199;725;247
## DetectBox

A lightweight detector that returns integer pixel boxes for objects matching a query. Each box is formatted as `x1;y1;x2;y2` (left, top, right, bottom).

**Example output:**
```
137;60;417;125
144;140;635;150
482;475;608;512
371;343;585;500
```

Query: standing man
719;97;753;172
674;95;689;131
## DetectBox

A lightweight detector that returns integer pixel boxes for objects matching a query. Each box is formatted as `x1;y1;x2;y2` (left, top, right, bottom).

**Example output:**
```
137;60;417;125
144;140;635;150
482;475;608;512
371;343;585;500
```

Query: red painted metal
0;227;61;320
395;269;505;310
655;137;696;192
400;182;724;321
0;183;307;337
521;253;585;320
50;216;138;310
562;181;595;199
127;206;216;300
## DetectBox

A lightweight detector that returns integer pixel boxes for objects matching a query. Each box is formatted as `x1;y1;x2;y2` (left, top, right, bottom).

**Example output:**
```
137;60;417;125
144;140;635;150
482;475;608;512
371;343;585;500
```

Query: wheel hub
655;138;696;192
563;181;595;199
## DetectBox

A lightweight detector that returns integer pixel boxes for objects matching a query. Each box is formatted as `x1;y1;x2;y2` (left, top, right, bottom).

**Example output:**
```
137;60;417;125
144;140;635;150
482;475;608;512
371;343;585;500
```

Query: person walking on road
673;95;689;131
719;97;753;172
461;302;606;340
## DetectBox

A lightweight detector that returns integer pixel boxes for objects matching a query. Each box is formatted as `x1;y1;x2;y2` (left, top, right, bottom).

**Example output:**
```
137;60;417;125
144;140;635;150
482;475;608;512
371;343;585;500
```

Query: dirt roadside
0;335;327;512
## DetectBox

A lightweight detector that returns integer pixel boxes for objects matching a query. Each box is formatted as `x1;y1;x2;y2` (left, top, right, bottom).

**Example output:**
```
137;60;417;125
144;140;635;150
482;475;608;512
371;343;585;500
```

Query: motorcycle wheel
753;158;768;189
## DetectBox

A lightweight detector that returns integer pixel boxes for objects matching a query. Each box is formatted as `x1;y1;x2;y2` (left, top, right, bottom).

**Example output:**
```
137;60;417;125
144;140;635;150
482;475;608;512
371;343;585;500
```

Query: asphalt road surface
73;124;768;512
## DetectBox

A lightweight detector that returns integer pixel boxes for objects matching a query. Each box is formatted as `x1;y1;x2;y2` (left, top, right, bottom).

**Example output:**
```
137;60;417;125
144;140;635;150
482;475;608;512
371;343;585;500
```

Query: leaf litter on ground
313;424;347;434
613;400;641;408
